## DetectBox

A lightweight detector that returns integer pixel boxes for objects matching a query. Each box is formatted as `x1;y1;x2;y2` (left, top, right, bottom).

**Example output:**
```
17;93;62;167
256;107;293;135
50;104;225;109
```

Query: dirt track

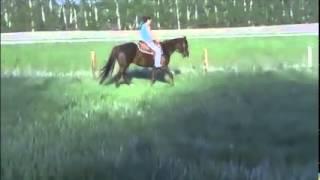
1;23;318;44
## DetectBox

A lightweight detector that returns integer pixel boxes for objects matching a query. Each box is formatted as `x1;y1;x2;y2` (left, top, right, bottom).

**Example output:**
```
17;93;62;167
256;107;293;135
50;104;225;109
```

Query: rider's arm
147;25;160;43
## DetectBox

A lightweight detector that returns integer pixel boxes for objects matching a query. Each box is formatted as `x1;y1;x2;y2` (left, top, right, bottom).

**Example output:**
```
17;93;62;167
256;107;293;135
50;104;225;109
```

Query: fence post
203;48;209;73
91;51;97;79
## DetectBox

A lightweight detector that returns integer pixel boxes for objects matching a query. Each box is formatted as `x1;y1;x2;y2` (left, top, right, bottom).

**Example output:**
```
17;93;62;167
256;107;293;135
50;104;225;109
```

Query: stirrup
153;66;162;70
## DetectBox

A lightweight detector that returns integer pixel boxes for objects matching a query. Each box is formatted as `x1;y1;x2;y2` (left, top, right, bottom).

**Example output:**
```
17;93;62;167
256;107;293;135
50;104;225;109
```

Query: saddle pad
137;41;154;55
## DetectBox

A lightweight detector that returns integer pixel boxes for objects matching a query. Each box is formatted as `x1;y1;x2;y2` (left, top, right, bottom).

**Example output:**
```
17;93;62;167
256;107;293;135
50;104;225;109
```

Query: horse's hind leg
114;70;122;87
117;53;131;85
122;65;131;85
114;65;130;87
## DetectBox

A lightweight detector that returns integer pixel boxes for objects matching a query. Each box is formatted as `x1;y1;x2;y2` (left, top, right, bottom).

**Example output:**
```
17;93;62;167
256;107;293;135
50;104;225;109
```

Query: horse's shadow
104;68;181;85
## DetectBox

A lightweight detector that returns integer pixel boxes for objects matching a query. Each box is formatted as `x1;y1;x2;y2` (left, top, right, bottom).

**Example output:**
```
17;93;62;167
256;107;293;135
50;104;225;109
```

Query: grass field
1;36;318;72
1;36;319;180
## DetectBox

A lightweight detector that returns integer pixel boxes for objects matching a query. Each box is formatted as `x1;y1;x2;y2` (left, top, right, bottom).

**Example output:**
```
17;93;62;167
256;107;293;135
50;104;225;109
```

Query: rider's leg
154;48;162;68
145;42;162;68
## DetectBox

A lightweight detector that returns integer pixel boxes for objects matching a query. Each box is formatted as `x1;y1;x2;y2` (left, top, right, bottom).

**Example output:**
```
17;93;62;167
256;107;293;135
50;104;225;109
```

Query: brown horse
99;36;189;87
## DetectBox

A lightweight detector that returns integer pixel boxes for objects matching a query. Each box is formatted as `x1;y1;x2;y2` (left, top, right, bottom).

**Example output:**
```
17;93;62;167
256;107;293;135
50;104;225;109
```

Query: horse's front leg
163;66;174;86
150;67;157;86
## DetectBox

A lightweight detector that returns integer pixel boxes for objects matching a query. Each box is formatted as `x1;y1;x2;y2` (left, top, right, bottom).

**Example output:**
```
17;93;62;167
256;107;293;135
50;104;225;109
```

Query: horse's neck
162;40;177;58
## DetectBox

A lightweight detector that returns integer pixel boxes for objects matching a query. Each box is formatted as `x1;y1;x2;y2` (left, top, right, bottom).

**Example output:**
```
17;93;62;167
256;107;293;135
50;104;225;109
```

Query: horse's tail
99;47;117;84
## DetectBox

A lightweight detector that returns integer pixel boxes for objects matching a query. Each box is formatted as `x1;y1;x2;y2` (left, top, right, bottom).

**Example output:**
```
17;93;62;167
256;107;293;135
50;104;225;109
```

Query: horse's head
175;36;189;58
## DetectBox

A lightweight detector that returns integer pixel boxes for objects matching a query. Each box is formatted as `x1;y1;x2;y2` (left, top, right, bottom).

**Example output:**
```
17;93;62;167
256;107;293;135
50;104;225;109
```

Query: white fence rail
1;23;318;45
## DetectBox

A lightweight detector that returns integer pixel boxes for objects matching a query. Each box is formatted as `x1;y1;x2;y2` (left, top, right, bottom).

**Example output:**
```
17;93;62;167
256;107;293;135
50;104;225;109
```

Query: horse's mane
162;37;185;44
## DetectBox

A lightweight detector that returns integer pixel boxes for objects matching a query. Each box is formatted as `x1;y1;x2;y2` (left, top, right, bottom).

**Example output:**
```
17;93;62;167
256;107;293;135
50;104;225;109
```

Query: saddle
137;41;158;55
137;41;165;66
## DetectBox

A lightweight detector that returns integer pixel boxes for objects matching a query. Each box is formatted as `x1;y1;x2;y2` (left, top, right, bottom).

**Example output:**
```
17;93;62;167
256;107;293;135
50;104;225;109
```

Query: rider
139;16;162;68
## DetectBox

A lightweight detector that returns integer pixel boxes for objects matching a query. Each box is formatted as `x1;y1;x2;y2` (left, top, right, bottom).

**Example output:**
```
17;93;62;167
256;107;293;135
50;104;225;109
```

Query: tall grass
1;69;318;180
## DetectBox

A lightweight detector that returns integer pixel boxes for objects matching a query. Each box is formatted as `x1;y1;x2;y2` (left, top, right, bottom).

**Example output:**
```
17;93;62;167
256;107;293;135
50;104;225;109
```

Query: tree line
1;0;318;32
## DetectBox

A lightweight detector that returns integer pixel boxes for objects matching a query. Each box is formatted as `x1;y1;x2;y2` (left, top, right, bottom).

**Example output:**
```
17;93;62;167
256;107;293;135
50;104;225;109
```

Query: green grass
1;36;318;72
1;36;319;180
